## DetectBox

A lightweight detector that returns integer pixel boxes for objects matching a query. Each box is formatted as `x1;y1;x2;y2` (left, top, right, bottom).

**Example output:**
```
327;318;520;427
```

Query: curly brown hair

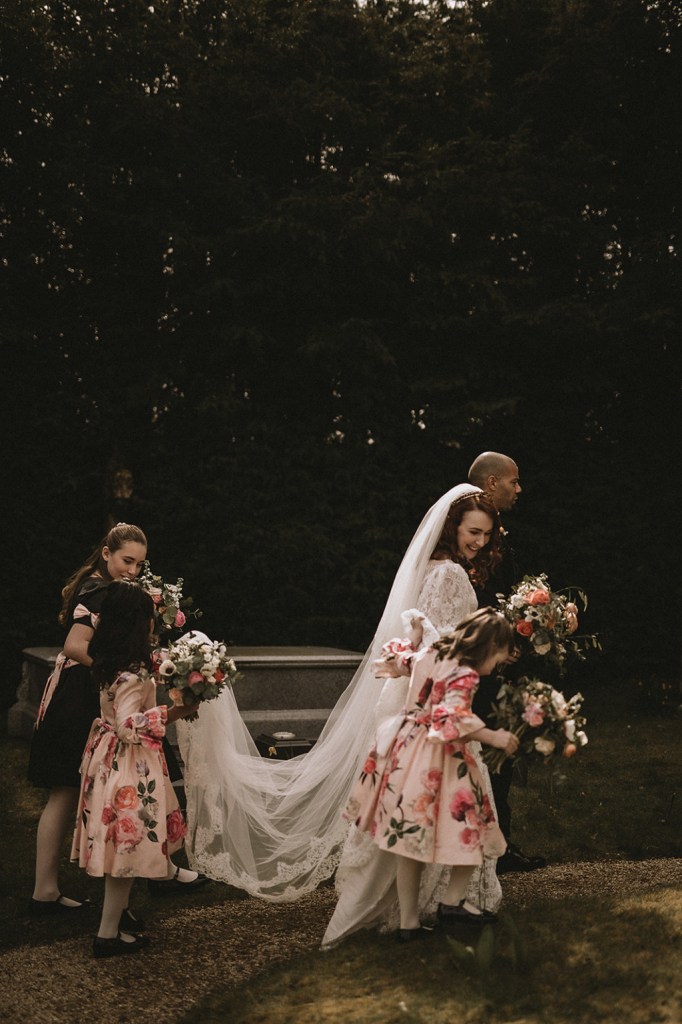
430;492;502;587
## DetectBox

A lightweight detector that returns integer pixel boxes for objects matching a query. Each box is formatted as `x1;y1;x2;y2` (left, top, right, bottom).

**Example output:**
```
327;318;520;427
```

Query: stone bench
7;644;365;743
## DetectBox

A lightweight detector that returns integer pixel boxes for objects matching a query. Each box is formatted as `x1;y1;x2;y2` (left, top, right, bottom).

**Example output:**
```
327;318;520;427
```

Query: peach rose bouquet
497;573;596;670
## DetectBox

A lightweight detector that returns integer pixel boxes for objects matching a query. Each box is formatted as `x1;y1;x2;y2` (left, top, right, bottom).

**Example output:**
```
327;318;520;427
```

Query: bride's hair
430;492;502;586
434;607;513;667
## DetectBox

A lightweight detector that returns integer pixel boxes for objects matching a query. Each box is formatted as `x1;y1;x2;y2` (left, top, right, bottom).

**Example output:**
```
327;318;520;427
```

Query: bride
177;482;505;932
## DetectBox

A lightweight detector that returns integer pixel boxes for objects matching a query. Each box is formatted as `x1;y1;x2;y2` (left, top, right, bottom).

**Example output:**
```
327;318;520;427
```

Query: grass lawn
2;678;680;1023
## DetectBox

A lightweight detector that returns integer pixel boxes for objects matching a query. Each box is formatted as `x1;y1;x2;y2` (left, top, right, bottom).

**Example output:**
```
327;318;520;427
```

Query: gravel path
4;858;681;1024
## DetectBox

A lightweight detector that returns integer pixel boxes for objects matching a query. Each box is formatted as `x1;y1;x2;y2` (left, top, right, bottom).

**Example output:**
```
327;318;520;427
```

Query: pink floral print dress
345;648;506;866
71;669;186;878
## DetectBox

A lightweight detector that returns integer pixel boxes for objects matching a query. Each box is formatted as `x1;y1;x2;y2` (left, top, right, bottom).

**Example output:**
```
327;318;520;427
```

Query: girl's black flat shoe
437;901;497;925
119;908;146;932
30;894;93;916
93;932;151;958
397;926;431;943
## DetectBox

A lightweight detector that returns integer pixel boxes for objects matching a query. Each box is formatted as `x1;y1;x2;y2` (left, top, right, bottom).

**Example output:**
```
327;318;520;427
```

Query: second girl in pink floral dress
71;581;199;957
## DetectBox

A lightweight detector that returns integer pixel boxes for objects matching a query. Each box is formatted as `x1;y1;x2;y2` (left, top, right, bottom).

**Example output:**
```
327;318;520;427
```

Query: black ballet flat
119;907;146;932
92;932;151;958
437;901;498;926
147;867;209;896
29;894;93;916
397;926;431;943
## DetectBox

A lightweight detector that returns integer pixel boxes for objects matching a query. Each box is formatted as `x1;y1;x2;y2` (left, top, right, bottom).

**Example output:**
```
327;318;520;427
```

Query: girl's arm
113;673;169;746
63;623;94;666
468;725;519;756
166;702;201;724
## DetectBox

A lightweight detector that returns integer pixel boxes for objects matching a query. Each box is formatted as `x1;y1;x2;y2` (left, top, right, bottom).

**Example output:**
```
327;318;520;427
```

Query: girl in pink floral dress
71;581;198;958
344;608;519;941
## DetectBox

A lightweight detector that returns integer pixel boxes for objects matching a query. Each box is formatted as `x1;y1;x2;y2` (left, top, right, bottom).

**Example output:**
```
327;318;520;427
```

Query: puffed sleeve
417;561;477;634
427;665;486;744
72;579;109;629
112;672;168;750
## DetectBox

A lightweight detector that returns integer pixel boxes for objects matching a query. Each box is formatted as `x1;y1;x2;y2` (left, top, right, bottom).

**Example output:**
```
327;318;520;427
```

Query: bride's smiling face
456;511;494;561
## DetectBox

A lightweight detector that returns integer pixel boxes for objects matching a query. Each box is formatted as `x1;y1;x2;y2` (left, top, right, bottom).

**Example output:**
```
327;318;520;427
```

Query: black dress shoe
397;927;430;943
147;868;209;896
437;901;497;925
496;845;547;875
29;894;93;916
119;908;146;932
93;932;151;958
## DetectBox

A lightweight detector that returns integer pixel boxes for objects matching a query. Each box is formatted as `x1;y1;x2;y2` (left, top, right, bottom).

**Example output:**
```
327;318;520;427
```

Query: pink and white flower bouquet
153;631;240;721
485;676;588;773
138;562;202;634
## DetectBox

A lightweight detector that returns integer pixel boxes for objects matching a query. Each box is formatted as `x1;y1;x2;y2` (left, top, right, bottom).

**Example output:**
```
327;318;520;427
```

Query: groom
467;451;547;874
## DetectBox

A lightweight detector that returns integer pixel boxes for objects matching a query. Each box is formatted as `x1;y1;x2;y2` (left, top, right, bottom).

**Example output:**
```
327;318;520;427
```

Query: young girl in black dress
28;524;148;913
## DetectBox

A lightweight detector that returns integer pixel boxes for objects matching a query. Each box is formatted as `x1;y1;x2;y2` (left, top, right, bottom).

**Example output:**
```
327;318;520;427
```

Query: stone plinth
229;645;364;739
7;648;58;739
6;645;364;743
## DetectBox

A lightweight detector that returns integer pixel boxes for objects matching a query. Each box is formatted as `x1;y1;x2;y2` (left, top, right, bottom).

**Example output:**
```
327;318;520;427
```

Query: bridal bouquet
153;632;240;721
485;676;588;773
138;562;202;634
497;574;590;670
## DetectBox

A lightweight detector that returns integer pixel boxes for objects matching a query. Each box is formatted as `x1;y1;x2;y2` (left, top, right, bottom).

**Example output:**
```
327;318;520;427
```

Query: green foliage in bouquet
138;562;203;635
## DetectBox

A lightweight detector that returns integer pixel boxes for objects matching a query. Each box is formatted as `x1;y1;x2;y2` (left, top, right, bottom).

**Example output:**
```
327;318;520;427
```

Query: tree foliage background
1;0;679;709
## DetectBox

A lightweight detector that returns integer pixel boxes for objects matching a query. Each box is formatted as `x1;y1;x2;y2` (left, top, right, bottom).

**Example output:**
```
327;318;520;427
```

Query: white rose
534;737;556;756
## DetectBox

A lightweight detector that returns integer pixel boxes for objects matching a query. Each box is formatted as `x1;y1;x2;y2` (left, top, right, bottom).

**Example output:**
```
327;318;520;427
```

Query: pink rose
412;792;435;823
431;680;446;705
166;808;187;843
450;788;475;822
101;805;116;825
516;620;534;637
460;827;481;850
441;719;461;742
110;814;144;852
188;671;204;685
522;702;545;728
174;610;186;628
114;786;139;811
421;768;442;794
529;589;550;605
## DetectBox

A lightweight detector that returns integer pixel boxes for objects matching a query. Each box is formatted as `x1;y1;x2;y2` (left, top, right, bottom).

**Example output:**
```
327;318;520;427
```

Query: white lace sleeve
416;560;478;634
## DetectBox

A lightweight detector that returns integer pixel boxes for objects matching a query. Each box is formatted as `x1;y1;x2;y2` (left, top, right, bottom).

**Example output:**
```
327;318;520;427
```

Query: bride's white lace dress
175;483;501;937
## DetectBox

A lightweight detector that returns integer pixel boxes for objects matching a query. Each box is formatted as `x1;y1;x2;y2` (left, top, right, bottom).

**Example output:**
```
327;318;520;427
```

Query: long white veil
177;483;482;901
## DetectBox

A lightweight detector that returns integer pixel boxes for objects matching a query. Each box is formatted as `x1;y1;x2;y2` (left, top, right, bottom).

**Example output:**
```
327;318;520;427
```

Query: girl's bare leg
32;787;81;904
396;856;424;930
